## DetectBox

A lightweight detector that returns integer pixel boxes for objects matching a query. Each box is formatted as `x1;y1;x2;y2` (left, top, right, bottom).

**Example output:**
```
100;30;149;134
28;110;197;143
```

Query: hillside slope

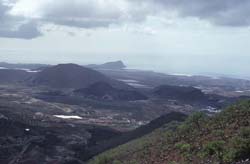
153;85;207;104
79;112;187;161
86;61;126;70
29;63;130;89
0;102;121;164
74;82;147;101
89;101;250;164
0;69;31;84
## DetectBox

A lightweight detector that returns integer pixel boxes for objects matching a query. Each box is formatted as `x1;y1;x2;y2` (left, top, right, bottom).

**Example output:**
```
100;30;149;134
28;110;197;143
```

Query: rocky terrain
0;104;121;164
90;101;250;164
98;67;250;97
74;82;147;101
0;61;250;164
153;85;207;104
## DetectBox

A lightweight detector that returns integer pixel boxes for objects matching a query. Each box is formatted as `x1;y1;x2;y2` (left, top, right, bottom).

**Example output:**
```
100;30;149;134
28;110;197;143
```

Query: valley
0;61;250;163
2;0;250;163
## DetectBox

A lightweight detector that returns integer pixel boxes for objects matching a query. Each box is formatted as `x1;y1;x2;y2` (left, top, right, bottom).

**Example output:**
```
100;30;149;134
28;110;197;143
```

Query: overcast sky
0;0;250;77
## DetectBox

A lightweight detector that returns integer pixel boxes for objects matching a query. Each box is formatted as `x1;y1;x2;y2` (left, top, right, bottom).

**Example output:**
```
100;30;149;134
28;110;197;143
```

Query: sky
0;0;250;77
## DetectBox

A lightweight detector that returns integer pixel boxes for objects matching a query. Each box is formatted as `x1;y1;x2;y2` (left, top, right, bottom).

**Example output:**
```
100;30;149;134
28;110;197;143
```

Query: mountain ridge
29;63;130;89
86;61;126;70
89;101;250;164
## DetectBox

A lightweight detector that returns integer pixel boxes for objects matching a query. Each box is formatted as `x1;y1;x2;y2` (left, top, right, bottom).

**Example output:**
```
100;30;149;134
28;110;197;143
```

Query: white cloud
10;0;154;28
2;0;250;39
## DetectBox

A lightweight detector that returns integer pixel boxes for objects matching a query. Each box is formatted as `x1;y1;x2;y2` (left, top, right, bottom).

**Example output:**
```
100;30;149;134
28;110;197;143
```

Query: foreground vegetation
89;101;250;164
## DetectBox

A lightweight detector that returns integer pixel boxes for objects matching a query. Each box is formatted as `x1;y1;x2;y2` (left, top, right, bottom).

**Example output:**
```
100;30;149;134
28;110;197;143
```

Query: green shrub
213;130;225;139
222;148;238;163
230;127;250;160
112;160;122;164
240;127;250;138
202;140;225;162
175;143;191;152
175;142;192;160
187;112;207;129
92;155;112;164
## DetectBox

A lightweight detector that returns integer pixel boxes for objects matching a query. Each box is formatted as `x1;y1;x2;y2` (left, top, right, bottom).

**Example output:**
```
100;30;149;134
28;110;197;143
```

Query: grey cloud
1;0;250;40
40;0;123;28
44;17;117;29
151;0;250;26
40;0;153;28
0;0;9;18
0;0;42;39
40;0;250;28
0;21;42;39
